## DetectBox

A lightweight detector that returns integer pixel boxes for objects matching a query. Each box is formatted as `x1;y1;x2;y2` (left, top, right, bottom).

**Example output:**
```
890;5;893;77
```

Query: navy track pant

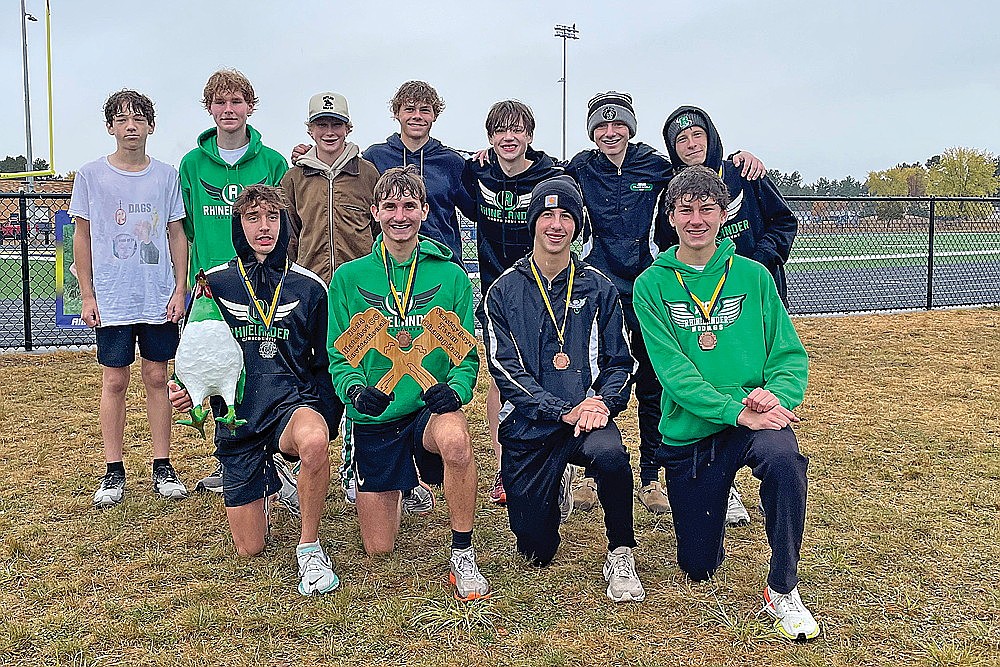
502;422;637;566
659;426;808;594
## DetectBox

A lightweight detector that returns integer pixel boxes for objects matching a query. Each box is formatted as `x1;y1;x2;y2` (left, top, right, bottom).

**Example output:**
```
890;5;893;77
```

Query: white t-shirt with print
68;156;186;326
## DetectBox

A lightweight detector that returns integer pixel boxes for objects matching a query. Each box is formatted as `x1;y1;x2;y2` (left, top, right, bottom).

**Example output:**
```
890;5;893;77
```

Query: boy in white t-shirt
69;89;190;509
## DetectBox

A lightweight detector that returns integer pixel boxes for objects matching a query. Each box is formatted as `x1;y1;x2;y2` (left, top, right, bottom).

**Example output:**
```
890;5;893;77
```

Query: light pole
21;0;38;193
553;23;579;161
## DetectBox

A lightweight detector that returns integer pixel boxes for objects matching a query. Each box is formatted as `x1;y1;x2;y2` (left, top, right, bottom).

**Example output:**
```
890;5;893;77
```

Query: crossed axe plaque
334;306;477;394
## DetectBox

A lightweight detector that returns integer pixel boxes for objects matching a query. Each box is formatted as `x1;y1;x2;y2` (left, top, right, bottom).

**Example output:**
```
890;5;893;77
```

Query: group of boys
71;69;817;640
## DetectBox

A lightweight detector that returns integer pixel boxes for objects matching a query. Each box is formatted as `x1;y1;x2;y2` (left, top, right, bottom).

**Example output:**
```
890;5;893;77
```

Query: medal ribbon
238;257;288;328
673;257;732;321
530;257;575;351
381;243;419;320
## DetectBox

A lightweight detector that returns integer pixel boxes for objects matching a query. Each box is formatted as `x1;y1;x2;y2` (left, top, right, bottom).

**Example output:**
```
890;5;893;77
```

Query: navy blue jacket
567;142;672;326
363;134;473;265
482;255;635;442
206;209;338;447
461;146;565;293
660;105;797;304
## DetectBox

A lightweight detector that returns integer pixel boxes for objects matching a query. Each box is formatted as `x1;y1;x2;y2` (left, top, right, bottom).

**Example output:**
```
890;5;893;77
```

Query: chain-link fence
1;193;998;350
784;196;1000;314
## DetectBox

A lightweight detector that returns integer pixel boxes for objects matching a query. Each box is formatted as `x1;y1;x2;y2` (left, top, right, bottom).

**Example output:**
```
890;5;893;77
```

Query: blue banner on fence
55;211;87;328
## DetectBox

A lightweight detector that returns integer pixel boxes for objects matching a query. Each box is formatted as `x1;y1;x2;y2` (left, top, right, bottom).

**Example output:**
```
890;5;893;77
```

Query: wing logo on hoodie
219;297;301;326
357;285;442;322
200;178;268;206
479;183;531;213
665;294;746;332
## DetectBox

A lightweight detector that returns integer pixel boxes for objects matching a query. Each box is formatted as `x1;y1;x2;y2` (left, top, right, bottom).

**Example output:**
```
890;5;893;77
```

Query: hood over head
662;105;723;173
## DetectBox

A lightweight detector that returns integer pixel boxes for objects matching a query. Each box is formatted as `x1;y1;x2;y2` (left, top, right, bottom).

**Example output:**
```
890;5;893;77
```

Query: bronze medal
396;329;413;348
553;352;571;370
697;331;717;351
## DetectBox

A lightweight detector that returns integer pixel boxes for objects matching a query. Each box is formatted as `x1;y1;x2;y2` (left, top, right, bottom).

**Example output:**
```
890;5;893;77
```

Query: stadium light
554;23;579;161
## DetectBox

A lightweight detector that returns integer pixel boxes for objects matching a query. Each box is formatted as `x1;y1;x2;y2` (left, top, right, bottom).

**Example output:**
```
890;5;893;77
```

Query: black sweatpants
502;422;637;566
659;426;808;594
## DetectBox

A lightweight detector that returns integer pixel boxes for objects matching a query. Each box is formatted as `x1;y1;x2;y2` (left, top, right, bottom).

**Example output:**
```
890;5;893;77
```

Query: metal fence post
18;193;32;350
926;197;935;311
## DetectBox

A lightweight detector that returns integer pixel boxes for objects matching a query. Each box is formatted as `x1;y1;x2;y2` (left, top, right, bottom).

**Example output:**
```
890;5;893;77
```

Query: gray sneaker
449;546;491;601
93;469;126;509
273;454;301;518
195;462;224;494
603;546;645;602
402;481;435;515
558;464;575;524
152;463;188;501
726;486;751;527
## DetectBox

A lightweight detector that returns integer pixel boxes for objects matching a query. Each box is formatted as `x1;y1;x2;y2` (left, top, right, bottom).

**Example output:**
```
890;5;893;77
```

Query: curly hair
390;81;444;117
664;165;731;212
234;184;289;213
103;89;155;126
202;69;259;110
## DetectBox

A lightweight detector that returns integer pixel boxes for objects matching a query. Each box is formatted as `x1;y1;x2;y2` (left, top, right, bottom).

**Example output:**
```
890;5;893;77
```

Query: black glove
420;382;462;414
347;384;393;417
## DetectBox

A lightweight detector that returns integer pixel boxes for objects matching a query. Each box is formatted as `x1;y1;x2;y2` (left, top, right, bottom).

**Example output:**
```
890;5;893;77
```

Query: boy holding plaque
326;166;489;602
633;166;819;640
482;175;644;603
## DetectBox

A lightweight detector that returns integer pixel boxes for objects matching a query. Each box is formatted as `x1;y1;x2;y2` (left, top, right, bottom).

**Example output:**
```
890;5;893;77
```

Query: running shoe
603;546;645;602
488;471;507;505
273;454;301;518
296;543;340;596
152;463;188;500
558;464;575;524
449;546;491;601
726;486;751;527
93;469;126;509
195;462;224;494
762;585;820;641
402;481;435;515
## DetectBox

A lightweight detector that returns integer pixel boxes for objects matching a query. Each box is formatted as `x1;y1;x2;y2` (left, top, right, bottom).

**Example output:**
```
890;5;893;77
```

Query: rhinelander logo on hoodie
218;297;299;341
478;183;531;223
664;294;746;333
719;190;749;240
358;285;442;328
199;178;267;218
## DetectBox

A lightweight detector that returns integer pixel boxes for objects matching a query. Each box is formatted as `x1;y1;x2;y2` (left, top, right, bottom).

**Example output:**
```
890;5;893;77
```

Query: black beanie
526;175;585;241
664;110;709;149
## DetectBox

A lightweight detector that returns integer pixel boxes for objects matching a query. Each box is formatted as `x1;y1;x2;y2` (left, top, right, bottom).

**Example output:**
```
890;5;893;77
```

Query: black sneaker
153;463;188;500
195;462;224;494
93;469;126;509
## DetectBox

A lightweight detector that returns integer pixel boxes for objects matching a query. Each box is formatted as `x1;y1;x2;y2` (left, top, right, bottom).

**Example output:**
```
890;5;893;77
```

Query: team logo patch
569;297;587;313
602;107;617;121
678;114;692;129
630;182;653;192
201;177;267;206
323;95;337;109
545;194;559;208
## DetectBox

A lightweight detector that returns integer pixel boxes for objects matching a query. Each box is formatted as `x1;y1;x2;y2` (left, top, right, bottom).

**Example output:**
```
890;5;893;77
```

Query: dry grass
1;309;998;667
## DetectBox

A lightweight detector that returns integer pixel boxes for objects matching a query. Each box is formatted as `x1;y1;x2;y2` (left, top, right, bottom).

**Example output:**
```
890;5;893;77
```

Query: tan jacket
281;150;380;283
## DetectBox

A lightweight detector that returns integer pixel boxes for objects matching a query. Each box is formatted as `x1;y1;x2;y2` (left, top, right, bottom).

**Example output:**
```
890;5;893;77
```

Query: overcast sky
1;0;997;183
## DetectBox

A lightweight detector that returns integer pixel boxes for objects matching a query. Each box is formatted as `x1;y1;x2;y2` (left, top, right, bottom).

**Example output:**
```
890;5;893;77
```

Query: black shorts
347;409;444;493
217;404;307;508
96;322;179;367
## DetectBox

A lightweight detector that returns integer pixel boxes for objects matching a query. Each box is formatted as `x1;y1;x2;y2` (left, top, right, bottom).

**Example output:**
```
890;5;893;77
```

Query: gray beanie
665;110;709;148
526;175;585;241
586;91;637;139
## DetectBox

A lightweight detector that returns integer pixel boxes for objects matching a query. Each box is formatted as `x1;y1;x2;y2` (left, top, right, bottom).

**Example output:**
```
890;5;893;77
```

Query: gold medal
553;352;571;370
697;331;717;351
396;330;413;348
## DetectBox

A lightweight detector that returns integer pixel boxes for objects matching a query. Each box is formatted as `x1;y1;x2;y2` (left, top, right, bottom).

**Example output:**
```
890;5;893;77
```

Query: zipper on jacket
328;176;336;276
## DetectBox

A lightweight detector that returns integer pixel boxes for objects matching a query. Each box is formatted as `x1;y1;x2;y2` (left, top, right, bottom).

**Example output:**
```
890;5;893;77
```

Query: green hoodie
178;124;287;285
327;235;479;424
633;239;808;448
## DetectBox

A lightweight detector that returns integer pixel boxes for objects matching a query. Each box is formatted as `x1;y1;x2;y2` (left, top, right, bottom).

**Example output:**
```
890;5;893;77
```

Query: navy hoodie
659;105;797;304
462;146;565;293
205;208;338;448
363;134;473;265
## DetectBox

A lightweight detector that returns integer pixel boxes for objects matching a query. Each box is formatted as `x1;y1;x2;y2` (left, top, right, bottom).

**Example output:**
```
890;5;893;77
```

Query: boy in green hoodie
179;69;288;494
633;165;819;641
326;166;489;602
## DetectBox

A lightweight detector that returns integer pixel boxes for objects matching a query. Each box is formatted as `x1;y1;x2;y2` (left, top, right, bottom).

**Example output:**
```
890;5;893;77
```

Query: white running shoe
296;543;340;596
93;469;125;509
762;585;820;641
152;463;188;501
603;546;645;602
402;481;435;515
726;486;751;527
449;546;491;601
558;464;575;525
343;476;357;505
